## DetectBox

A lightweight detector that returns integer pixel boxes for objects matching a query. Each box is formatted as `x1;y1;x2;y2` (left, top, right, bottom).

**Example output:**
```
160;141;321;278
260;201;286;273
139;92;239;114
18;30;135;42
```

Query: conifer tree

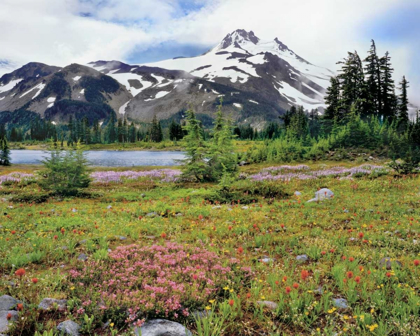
397;76;410;131
380;52;397;121
0;136;11;166
105;113;117;143
181;108;211;182
364;40;382;116
129;122;136;143
324;77;341;120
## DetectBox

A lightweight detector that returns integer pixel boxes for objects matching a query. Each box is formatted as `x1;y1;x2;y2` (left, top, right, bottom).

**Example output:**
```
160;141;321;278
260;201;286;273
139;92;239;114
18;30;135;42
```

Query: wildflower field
0;163;419;335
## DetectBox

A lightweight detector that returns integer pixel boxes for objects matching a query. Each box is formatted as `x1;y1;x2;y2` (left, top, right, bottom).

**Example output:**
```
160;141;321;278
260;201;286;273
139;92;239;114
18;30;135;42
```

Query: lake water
9;150;186;167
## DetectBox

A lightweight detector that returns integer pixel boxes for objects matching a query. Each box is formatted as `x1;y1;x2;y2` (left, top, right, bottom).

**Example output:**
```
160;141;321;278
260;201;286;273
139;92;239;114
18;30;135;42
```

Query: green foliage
39;145;91;195
0;135;11;166
80;75;120;104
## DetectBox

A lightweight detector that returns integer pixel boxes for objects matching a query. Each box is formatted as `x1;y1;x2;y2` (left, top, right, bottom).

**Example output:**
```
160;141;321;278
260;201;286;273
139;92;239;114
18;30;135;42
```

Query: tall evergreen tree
397;76;410;131
364;40;382;116
0;136;11;166
105;113;117;143
181;108;211;181
380;52;397;121
324;77;341;120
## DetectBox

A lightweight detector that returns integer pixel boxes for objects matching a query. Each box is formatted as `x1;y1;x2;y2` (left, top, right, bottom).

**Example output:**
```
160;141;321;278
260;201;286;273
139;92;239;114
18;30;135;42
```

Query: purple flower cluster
249;164;388;181
0;173;35;185
90;169;182;184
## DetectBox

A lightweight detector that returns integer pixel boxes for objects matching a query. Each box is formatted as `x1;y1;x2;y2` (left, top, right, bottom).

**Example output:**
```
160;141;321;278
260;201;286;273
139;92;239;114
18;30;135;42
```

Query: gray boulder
134;319;192;336
294;191;302;196
296;254;309;262
38;298;67;310
332;298;349;309
77;253;88;261
257;301;278;310
307;188;334;203
57;320;80;336
379;257;402;270
0;311;18;333
0;295;20;311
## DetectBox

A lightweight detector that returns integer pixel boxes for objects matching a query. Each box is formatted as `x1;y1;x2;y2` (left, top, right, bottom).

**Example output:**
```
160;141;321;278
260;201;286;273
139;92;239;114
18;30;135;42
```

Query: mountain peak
219;29;260;49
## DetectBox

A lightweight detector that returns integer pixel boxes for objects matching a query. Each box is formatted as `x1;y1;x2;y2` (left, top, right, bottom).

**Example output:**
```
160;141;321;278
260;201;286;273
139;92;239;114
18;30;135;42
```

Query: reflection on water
10;150;185;167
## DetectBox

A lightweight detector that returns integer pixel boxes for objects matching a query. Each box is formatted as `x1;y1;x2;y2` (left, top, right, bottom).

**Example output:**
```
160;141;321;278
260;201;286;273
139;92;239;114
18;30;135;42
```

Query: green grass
0;163;419;335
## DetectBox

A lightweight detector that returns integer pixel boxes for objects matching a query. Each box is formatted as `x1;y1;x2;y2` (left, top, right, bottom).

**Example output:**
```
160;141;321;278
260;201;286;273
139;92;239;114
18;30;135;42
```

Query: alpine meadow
0;1;420;335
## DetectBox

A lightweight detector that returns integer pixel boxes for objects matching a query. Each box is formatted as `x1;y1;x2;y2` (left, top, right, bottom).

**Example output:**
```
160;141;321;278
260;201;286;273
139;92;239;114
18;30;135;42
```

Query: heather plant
69;243;236;327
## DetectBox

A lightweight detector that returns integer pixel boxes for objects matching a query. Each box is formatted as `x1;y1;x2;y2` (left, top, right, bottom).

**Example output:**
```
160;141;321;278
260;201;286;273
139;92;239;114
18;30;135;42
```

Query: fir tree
380;52;397;121
181;108;211;182
364;40;382;116
397;76;410;131
0;136;11;166
105;113;117;143
324;77;341;120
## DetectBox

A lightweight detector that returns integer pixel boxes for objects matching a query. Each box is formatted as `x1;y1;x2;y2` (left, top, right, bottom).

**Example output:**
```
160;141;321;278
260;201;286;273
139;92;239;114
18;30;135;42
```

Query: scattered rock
191;310;210;319
241;206;249;210
175;213;183;217
77;253;88;262
260;257;274;263
145;236;156;240
314;286;324;295
0;310;18;333
212;206;222;209
140;194;146;198
294;191;302;196
343;209;349;213
61;246;69;250
296;255;308;262
134;319;192;336
307;188;334;203
107;205;112;209
257;301;278;310
38;298;67;310
0;295;20;311
146;212;158;218
239;161;249;166
117;236;127;241
79;240;87;244
333;298;348;309
57;320;80;336
379;257;402;270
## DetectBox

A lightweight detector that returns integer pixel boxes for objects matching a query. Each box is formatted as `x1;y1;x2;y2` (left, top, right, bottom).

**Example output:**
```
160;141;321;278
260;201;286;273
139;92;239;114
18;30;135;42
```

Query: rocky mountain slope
1;30;335;128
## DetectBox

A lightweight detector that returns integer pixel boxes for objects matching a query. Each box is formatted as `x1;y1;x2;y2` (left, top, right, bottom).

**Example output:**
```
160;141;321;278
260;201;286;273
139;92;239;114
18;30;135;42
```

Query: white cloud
0;0;418;104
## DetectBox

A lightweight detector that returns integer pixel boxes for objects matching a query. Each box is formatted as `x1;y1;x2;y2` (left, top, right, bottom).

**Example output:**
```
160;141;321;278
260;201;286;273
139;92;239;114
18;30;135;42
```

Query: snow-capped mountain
0;30;335;128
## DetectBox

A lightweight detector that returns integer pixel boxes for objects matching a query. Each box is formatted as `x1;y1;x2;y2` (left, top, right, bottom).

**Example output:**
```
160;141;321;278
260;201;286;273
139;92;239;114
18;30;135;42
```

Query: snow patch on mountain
277;81;324;110
0;78;23;93
119;100;130;114
20;83;46;99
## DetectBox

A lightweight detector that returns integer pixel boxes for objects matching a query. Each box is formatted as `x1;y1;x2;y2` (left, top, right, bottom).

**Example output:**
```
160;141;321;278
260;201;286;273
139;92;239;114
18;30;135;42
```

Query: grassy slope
0;164;419;335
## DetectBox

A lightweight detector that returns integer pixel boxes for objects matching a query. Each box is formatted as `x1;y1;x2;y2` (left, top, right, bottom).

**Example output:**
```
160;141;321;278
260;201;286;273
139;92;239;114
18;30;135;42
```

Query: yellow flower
370;308;375;314
70;287;75;291
223;286;229;290
205;306;211;310
110;322;114;327
229;289;234;293
209;300;215;304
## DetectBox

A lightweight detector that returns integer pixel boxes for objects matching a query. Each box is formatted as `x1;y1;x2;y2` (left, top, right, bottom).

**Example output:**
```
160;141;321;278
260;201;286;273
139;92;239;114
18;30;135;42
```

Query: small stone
38;298;67;310
79;240;87;244
307;188;334;203
294;191;302;196
145;236;156;240
257;301;278;310
57;320;80;336
260;257;274;263
61;246;68;250
296;254;308;262
77;253;88;261
107;205;112;209
191;310;211;319
344;209;349;213
241;206;249;210
140;194;146;198
379;257;402;270
175;213;183;217
0;311;18;333
333;298;348;309
146;212;158;218
118;236;127;241
314;286;324;295
134;319;192;336
0;295;20;311
71;209;77;213
212;206;222;209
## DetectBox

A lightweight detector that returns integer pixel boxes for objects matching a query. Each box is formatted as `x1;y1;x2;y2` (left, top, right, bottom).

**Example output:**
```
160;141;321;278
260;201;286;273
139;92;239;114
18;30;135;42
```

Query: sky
0;0;418;104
